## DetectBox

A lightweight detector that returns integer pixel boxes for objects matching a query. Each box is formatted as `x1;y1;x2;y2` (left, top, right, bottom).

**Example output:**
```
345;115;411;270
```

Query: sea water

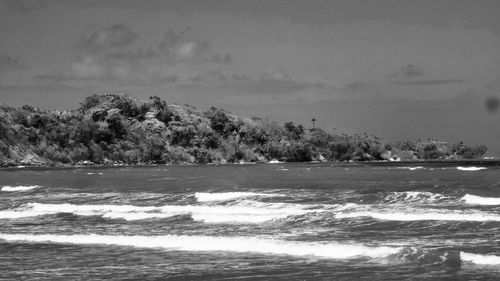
1;163;499;280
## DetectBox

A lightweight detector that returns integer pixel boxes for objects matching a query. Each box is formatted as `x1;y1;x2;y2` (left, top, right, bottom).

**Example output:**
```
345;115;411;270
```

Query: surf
194;192;281;202
335;209;500;222
461;252;500;265
0;201;323;223
383;191;448;203
456;166;487;171
1;185;40;192
0;233;402;260
461;194;500;205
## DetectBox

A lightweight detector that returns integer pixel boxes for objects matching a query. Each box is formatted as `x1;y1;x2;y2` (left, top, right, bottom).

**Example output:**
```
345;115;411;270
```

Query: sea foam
335;210;500;222
457;166;487;171
0;201;318;223
461;194;500;206
395;166;424;171
0;233;402;259
1;185;40;192
461;252;500;265
194;192;280;202
384;191;448;203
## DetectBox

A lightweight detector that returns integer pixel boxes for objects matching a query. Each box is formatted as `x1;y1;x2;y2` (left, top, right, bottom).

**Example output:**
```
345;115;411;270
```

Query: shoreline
1;158;498;171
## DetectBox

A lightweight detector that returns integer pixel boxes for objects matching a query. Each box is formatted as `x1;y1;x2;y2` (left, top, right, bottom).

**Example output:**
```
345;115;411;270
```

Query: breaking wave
0;233;402;260
395;166;424;171
195;192;281;202
0;201;326;223
1;185;40;192
383;191;448;204
461;194;500;206
457;166;487;171
461;252;500;265
335;210;500;222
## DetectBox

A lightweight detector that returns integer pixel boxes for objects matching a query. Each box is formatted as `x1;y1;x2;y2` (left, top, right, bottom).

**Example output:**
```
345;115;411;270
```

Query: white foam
461;194;500;205
195;192;280;202
396;166;424;171
457;166;487;171
385;191;448;203
0;202;318;223
335;210;500;222
461;252;500;265
408;166;424;171
0;203;163;220
267;159;283;164
1;185;40;192
162;204;310;223
0;233;402;259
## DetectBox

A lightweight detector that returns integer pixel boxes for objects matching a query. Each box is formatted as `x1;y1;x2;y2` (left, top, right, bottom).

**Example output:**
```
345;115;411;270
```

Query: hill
0;93;488;167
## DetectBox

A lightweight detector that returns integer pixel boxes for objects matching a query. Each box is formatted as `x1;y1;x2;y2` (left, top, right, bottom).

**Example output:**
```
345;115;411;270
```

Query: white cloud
158;28;232;65
81;24;137;50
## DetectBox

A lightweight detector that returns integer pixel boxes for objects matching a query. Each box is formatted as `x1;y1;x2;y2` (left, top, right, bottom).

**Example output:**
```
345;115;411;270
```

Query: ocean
0;162;499;280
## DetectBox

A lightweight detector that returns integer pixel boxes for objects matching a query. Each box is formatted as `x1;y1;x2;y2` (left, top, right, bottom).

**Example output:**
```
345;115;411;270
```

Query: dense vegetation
0;93;488;166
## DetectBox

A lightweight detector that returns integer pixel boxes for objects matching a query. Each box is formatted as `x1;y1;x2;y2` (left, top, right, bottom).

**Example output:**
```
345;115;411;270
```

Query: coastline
2;158;498;172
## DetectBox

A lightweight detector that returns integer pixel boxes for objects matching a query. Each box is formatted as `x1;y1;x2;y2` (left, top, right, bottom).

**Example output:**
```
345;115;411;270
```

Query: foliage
0;93;489;166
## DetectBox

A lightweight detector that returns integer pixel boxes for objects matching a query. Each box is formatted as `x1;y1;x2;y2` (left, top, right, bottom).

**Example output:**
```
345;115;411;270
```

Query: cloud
387;64;466;86
93;27;232;66
0;54;29;71
389;79;466;86
35;55;151;81
2;0;49;12
158;28;232;65
105;48;159;60
390;64;424;79
80;24;137;50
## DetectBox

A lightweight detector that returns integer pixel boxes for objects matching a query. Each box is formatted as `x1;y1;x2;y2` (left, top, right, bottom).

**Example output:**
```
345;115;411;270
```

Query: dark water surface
1;163;500;280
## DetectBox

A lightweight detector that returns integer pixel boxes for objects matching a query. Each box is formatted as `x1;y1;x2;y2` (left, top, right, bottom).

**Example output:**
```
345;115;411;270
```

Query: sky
1;0;500;155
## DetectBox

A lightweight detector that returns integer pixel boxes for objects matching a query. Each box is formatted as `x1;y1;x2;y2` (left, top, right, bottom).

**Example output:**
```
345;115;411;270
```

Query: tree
144;134;166;163
284;121;304;140
420;143;445;159
204;107;230;135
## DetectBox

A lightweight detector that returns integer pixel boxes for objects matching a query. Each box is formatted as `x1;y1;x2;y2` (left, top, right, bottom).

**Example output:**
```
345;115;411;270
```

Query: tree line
0;93;488;166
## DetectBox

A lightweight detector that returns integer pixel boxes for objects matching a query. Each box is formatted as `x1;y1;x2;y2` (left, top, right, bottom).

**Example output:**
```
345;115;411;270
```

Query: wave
195;192;281;202
0;201;323;223
395;166;424;171
461;194;500;206
457;166;487;171
335;210;500;222
0;233;402;260
384;191;448;203
0;185;40;192
11;200;500;224
407;166;424;171
461;252;500;265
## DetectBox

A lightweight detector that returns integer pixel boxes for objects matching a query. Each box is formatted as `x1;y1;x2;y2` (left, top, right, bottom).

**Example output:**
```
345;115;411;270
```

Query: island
0;93;489;167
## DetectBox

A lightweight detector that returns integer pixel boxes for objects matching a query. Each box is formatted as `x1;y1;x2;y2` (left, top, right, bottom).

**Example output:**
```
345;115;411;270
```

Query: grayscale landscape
1;0;499;280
